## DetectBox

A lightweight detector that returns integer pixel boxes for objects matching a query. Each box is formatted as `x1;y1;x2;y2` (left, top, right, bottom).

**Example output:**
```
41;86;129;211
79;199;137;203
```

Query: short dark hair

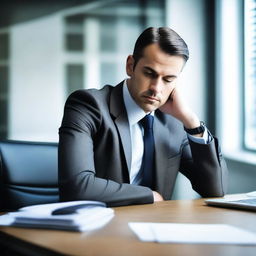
132;27;189;67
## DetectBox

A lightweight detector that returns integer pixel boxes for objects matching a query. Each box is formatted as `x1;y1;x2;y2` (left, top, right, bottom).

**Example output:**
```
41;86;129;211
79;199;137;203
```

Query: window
64;0;165;93
1;0;165;142
216;0;256;164
244;0;256;151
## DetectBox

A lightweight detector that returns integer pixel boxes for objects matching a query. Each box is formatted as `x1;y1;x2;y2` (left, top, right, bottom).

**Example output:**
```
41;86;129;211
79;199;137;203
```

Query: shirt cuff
187;128;213;144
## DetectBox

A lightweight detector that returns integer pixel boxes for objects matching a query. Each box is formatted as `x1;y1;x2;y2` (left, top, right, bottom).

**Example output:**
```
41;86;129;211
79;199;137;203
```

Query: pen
52;202;106;215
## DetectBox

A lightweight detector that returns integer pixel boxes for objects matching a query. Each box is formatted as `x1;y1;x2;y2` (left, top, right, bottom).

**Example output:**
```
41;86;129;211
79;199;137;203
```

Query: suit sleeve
58;90;153;207
179;136;228;197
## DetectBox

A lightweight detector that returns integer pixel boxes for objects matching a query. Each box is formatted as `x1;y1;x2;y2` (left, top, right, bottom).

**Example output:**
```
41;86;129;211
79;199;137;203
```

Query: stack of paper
129;222;256;245
0;201;114;232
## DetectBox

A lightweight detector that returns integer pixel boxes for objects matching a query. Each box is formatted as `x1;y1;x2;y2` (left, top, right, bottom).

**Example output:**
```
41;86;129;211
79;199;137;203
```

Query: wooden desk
0;199;256;256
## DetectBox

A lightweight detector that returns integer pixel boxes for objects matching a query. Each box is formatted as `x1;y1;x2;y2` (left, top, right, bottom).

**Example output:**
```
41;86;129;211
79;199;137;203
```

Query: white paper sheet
129;222;256;245
0;201;114;232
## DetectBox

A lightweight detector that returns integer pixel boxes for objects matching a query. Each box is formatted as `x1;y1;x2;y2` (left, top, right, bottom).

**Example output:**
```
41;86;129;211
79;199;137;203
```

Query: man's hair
132;27;189;67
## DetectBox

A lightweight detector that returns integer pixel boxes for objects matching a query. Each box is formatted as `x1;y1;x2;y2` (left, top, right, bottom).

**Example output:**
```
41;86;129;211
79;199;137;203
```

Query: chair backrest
0;140;59;211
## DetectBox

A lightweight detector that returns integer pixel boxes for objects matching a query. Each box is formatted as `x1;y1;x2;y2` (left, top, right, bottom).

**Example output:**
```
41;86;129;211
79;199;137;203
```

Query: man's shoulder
68;84;115;100
155;110;181;124
65;84;122;108
64;83;124;118
155;110;184;131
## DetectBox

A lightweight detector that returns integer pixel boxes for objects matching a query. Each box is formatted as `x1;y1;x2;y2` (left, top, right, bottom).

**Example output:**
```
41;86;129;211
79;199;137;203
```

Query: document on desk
129;222;256;245
0;201;114;232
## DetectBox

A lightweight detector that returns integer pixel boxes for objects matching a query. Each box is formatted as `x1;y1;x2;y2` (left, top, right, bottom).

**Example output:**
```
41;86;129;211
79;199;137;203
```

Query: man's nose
149;77;162;94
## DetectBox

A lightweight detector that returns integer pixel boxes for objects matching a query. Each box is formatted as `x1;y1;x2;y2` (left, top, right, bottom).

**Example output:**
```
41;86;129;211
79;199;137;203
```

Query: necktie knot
140;114;154;130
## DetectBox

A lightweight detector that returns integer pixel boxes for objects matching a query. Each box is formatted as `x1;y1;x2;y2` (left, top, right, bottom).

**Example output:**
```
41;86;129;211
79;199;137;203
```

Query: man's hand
153;191;164;202
159;87;202;137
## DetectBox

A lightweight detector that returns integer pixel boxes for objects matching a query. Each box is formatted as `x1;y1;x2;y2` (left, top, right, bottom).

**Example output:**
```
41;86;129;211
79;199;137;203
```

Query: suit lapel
154;112;172;191
110;82;132;173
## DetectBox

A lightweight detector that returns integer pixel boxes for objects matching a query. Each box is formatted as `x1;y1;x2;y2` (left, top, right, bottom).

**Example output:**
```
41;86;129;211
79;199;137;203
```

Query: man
58;27;228;207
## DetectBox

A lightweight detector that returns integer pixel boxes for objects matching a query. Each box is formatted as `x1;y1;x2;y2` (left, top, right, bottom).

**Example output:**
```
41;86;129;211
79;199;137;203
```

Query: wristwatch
184;121;205;135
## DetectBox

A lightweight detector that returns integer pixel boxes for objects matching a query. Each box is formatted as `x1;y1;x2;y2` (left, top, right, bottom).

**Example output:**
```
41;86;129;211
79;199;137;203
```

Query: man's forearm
59;170;154;207
181;138;228;197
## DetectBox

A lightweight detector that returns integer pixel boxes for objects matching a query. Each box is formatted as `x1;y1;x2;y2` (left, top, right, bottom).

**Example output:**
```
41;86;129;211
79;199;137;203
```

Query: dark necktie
139;114;155;188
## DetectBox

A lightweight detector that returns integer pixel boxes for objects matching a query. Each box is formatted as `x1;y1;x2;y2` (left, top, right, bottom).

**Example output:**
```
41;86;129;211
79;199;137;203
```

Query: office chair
0;140;59;211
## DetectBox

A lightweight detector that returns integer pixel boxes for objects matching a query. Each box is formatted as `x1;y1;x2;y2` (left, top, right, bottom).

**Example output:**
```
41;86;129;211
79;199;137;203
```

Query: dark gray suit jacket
58;82;228;207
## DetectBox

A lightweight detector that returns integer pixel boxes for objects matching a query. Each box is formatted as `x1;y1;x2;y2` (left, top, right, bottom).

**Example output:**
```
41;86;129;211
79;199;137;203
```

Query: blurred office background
0;0;255;199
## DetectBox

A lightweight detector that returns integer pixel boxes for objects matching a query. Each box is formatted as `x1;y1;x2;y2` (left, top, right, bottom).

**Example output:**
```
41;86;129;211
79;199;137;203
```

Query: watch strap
184;121;205;135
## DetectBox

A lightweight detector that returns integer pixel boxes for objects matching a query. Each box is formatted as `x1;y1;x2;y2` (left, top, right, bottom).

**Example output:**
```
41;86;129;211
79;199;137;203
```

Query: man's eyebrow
143;66;177;78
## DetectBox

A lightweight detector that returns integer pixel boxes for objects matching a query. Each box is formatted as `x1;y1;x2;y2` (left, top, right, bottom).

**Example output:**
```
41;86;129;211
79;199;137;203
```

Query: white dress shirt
123;81;146;184
122;80;211;185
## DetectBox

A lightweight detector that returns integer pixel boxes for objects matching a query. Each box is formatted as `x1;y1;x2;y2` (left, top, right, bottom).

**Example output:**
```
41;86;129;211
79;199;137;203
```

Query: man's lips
143;95;160;102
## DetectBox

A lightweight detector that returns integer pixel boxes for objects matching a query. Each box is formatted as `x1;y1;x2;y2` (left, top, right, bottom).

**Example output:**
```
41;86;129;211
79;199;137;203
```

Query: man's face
126;43;185;113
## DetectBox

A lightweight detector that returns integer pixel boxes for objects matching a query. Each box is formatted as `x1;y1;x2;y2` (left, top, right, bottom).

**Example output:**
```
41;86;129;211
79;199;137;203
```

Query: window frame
243;0;256;152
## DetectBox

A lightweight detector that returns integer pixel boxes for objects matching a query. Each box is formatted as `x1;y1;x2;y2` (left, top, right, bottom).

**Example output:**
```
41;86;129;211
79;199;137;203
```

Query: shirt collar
123;80;154;126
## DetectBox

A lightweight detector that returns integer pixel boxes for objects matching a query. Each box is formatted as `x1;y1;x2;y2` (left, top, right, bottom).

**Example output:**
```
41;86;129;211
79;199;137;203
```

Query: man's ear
126;55;134;76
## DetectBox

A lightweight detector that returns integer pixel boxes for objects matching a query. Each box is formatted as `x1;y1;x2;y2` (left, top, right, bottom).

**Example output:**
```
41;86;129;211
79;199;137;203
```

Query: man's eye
144;71;154;77
163;78;173;83
144;70;159;78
